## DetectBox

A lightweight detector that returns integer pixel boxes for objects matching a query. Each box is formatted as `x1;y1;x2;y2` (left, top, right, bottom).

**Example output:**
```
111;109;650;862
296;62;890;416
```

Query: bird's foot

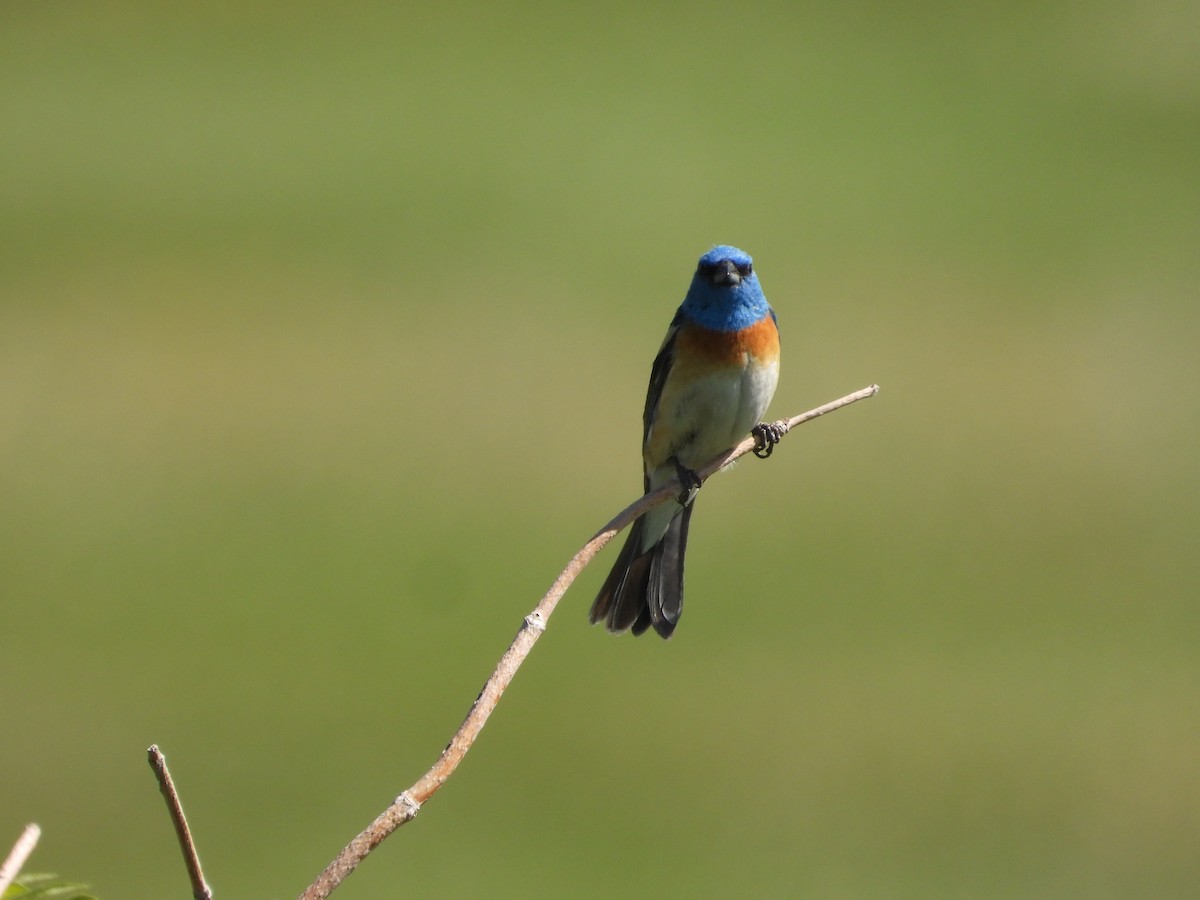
673;459;702;506
751;421;787;459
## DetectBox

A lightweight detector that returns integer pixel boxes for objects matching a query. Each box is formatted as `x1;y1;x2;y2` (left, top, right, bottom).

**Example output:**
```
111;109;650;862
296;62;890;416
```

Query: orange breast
674;315;780;368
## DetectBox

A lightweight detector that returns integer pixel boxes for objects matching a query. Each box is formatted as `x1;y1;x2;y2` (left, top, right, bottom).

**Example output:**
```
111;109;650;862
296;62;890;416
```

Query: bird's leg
672;457;702;506
751;421;787;459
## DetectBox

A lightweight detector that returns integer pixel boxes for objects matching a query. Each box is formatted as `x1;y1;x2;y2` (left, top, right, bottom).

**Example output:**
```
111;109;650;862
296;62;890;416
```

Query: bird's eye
737;262;753;277
697;261;716;277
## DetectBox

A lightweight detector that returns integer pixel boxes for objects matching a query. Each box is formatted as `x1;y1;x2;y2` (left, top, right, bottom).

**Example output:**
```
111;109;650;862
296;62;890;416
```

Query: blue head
680;245;772;332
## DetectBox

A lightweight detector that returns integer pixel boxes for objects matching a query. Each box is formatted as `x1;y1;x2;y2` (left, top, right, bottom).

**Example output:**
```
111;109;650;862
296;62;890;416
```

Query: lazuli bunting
590;245;781;638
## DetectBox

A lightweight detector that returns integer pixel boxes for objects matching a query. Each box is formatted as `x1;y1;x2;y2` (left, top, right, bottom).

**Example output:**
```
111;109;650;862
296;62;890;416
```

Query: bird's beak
712;259;741;286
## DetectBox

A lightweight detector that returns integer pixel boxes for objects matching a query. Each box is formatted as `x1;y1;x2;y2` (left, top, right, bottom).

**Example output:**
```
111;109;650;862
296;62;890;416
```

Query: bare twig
299;384;879;900
148;744;213;900
0;823;41;896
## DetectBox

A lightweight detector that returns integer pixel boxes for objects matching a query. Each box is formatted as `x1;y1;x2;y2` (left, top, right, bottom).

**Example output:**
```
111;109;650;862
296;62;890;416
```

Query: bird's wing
641;309;683;492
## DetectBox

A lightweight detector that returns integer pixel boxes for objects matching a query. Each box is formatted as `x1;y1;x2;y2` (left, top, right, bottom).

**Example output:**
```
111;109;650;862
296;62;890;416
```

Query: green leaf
3;874;96;900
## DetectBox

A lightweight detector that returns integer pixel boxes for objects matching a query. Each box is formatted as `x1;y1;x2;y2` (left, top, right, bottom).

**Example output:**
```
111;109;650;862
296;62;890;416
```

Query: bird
589;245;781;638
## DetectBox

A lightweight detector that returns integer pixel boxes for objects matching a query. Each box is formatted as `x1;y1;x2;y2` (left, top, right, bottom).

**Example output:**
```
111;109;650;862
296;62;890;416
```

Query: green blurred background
3;2;1198;897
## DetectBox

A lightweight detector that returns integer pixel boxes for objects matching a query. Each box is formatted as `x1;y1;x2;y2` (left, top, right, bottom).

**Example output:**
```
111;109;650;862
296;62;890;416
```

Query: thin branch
299;384;879;900
0;823;41;896
148;744;213;900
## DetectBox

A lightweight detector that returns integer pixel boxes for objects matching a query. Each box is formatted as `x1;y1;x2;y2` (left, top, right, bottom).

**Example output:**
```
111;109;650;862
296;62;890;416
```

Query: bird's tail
589;504;693;638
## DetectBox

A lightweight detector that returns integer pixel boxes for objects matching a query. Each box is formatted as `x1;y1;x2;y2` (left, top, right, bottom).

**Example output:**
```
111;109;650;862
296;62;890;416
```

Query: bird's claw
673;459;702;506
752;422;786;459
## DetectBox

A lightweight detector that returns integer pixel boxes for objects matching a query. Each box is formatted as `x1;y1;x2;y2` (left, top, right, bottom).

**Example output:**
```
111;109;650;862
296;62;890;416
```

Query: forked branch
298;384;878;899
